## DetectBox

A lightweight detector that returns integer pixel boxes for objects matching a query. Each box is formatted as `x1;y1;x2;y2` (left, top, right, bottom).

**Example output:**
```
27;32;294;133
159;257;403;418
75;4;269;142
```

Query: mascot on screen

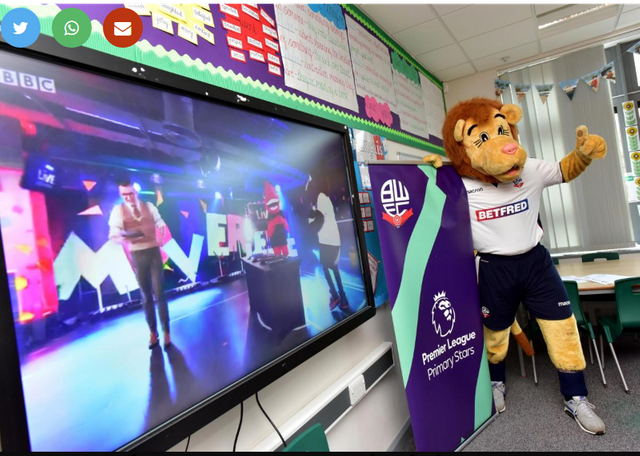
423;97;607;435
264;181;289;256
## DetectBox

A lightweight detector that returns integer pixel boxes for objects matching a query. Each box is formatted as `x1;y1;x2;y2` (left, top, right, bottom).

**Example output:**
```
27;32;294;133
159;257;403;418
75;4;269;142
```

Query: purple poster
369;163;493;451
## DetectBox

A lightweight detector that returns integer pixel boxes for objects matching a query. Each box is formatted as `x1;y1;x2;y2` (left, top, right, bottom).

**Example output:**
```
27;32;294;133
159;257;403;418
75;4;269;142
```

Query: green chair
564;281;606;387
552;257;559;265
581;252;619;262
597;277;640;394
282;424;329;452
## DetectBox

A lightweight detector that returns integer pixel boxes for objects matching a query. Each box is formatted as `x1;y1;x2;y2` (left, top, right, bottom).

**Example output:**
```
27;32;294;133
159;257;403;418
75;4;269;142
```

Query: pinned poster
630;151;640;176
559;78;579;101
348;127;388;308
494;79;511;97
535;84;554;104
623;101;637;127
600;61;615;83
581;70;600;93
626;126;639;152
514;83;530;103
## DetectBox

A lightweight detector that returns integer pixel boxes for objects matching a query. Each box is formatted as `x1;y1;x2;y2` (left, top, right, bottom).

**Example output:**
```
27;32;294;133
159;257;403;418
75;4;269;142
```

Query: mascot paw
422;154;443;168
576;126;607;160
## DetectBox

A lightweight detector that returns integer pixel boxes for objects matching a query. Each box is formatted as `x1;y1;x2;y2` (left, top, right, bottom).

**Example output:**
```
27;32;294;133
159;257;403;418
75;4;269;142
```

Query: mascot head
264;182;281;215
443;97;527;184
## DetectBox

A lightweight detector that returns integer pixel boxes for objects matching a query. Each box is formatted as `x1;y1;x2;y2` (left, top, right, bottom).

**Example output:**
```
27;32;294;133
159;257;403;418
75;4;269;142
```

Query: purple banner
369;164;492;451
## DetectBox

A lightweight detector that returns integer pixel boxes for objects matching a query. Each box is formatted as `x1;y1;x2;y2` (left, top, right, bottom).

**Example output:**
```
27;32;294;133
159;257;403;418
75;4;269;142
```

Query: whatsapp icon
53;8;91;48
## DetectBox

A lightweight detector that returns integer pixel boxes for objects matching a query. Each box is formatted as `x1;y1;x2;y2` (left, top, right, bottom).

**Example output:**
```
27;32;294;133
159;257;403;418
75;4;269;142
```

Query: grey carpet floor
404;333;640;452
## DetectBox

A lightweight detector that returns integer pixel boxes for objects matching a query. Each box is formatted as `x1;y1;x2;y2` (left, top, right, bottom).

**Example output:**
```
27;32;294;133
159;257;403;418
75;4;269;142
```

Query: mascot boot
424;98;606;435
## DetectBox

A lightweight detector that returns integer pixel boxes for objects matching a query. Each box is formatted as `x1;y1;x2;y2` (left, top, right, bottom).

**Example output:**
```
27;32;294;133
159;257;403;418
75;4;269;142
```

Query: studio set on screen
0;1;639;453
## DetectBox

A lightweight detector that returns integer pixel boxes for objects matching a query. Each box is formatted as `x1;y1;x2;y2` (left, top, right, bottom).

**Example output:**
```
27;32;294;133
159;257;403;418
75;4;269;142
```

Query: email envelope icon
114;22;132;36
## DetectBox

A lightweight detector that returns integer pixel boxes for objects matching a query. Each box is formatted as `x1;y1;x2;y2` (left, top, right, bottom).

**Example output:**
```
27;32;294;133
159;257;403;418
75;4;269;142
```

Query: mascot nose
502;143;518;155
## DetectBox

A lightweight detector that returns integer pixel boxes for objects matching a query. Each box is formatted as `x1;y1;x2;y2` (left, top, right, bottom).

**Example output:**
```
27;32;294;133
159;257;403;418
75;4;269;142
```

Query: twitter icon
14;22;28;35
1;8;40;48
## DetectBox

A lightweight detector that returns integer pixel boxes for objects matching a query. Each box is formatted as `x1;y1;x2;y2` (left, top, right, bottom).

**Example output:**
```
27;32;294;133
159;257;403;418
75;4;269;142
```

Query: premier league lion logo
432;291;456;337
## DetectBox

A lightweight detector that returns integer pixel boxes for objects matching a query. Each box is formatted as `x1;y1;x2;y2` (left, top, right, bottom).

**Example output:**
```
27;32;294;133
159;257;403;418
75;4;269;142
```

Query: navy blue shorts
478;244;572;331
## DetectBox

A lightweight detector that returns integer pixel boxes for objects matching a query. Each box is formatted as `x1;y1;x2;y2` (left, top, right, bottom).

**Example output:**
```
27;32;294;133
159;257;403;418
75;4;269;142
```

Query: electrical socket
348;375;366;406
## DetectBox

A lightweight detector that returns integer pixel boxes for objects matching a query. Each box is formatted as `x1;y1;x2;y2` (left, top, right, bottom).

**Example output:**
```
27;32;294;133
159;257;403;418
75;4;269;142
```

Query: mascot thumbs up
423;97;607;435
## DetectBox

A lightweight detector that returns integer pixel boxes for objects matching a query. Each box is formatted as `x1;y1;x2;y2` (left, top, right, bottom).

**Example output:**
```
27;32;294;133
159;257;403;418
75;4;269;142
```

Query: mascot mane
442;97;520;184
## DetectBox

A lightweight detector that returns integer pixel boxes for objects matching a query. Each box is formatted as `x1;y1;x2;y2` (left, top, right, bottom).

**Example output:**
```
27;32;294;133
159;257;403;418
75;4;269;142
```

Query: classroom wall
444;68;498;108
169;303;410;452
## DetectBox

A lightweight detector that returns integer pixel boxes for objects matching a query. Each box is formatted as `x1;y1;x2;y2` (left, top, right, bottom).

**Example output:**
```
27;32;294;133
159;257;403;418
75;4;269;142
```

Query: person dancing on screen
307;175;349;312
109;178;171;349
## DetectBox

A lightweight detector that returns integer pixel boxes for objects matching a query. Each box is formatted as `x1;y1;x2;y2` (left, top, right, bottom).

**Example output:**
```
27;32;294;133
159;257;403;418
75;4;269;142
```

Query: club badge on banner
369;163;492;452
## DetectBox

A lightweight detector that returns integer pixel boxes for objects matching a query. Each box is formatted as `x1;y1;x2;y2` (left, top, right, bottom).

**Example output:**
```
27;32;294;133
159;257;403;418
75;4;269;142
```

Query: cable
255;392;287;448
233;402;244;452
184;435;191;452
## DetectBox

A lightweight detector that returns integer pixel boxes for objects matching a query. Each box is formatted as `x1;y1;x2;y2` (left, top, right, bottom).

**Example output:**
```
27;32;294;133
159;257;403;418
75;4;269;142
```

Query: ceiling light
538;4;612;30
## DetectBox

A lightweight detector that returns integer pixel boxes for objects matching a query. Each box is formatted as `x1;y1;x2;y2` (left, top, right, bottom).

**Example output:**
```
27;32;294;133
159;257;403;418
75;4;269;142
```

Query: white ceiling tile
434;62;476;82
417;44;469;73
472;42;539;71
540;17;616;52
433;4;471;16
616;8;640;30
359;4;436;35
535;5;568;16
392;19;456;55
460;18;538;60
623;4;640;13
441;4;532;41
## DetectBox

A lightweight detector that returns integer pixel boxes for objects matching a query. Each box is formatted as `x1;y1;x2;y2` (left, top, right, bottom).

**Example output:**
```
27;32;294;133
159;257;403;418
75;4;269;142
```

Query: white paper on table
561;275;588;284
582;274;630;285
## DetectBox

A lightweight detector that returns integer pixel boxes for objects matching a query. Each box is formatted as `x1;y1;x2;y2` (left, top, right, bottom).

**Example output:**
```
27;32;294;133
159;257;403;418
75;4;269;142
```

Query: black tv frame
0;33;376;452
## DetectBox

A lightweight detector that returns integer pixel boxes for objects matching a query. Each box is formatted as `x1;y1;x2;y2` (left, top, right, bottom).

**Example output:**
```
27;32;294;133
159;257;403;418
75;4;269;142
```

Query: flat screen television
0;36;375;452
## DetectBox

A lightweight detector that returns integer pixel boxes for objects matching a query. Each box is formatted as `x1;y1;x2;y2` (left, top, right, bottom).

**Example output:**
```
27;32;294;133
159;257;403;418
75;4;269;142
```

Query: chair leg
608;342;630;394
517;343;526;377
600;334;605;369
591;337;607;388
586;333;594;365
530;339;538;386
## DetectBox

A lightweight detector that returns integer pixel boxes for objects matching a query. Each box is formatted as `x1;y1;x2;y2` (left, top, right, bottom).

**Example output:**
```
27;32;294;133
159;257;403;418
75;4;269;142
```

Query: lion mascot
423;97;606;435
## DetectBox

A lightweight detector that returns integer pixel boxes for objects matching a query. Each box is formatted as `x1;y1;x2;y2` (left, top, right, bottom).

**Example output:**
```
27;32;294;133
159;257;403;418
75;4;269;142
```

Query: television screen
0;48;371;451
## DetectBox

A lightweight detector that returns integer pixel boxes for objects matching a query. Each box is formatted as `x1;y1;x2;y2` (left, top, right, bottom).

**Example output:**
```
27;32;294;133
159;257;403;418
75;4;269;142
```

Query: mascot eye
480;132;490;142
498;126;504;135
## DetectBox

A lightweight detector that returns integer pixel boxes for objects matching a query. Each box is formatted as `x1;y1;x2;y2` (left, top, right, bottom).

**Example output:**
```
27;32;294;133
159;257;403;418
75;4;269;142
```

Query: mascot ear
500;104;522;125
453;119;465;142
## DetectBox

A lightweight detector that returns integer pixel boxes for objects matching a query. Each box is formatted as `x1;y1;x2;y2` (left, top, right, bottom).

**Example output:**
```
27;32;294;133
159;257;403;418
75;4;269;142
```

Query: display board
0;3;445;153
369;163;493;452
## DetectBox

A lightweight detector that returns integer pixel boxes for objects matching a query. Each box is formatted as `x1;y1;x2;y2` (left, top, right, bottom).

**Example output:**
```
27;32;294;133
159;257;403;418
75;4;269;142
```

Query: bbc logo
0;69;56;93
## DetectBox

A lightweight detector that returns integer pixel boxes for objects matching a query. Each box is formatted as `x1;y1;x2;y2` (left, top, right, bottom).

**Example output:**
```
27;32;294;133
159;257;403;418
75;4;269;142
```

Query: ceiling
358;4;640;82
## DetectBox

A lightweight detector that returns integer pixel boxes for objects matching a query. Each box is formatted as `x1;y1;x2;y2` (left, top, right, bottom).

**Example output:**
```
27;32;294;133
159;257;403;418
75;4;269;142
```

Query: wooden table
556;257;640;295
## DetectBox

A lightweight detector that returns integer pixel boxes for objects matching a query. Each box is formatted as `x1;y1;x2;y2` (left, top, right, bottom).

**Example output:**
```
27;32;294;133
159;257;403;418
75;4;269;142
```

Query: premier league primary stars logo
380;179;413;228
432;291;456;337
